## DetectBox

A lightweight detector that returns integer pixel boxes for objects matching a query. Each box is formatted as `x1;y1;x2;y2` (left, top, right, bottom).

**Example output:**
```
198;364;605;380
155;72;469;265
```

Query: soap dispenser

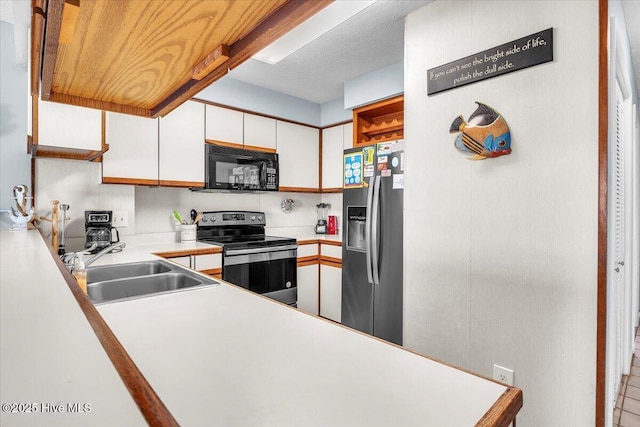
73;255;87;294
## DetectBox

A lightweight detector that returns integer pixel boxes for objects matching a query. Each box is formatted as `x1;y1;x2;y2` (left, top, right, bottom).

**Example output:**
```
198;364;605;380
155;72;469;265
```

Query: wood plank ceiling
32;0;332;118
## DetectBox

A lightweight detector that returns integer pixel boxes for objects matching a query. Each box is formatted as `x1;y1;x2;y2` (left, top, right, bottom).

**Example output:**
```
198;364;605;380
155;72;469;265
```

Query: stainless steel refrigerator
342;140;403;345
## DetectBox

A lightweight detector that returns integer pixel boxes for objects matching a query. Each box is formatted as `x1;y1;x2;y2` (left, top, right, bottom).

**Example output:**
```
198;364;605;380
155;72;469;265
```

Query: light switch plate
112;211;129;228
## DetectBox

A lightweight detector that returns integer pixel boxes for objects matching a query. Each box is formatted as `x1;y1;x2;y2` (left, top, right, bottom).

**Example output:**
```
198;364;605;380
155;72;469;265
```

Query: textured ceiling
226;0;432;104
621;0;640;100
228;0;640;105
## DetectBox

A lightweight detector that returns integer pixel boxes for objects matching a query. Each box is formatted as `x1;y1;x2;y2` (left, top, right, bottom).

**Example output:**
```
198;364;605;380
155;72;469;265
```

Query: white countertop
97;282;509;426
0;230;146;426
86;240;222;266
1;230;518;426
86;234;340;267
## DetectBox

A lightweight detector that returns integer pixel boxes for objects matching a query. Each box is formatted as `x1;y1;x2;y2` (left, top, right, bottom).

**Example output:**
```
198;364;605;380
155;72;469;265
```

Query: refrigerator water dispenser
346;206;366;251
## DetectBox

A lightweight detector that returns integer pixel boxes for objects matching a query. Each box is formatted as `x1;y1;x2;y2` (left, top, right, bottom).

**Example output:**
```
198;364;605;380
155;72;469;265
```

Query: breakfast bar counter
0;230;147;426
1;230;521;426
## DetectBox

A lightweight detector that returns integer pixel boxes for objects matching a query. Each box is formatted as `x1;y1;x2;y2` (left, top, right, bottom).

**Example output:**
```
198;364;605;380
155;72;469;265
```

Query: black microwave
204;144;279;191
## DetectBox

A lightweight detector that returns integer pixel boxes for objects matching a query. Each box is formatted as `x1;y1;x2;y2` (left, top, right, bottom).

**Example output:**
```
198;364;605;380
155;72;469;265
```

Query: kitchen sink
86;259;218;304
87;260;172;284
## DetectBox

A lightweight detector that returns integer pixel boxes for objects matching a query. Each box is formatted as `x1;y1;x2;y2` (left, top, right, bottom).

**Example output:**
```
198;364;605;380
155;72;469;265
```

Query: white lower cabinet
320;264;342;323
167;256;192;269
297;264;319;315
193;254;221;271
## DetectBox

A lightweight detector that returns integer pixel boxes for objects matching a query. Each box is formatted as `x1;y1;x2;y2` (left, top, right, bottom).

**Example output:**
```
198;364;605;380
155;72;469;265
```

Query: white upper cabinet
244;114;276;151
103;112;158;184
205;105;243;145
322;126;344;190
159;101;205;186
322;122;353;190
343;122;353;149
37;100;102;151
276;121;319;190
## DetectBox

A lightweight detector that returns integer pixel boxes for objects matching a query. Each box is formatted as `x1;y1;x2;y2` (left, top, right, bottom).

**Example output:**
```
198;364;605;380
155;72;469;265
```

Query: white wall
34;157;324;249
320;98;352;128
34;159;135;251
196;76;321;127
404;2;598;426
344;61;403;110
0;21;30;230
135;186;321;237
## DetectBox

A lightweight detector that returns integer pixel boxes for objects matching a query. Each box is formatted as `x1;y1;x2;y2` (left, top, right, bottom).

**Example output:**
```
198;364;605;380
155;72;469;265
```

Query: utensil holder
180;224;197;242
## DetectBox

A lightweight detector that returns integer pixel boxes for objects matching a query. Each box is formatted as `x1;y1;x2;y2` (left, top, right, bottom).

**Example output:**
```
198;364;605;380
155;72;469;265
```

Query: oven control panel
198;211;265;227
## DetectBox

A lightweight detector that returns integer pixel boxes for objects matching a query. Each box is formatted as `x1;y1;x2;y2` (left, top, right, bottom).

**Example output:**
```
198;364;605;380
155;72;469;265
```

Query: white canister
180;224;197;242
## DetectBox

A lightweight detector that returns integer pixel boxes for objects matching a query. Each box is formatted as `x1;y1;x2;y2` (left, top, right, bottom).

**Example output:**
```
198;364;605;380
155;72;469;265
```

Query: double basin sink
86;259;219;304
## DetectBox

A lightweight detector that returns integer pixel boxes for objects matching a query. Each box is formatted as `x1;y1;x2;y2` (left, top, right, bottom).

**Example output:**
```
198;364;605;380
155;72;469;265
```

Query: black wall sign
427;28;553;95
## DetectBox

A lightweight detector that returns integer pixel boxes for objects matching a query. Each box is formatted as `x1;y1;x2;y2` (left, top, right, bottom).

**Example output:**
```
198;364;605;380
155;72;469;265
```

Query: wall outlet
493;364;514;386
112;211;129;228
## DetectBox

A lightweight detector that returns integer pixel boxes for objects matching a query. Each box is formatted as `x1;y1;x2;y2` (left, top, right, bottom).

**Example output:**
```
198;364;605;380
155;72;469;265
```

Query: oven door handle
225;244;298;256
223;249;297;266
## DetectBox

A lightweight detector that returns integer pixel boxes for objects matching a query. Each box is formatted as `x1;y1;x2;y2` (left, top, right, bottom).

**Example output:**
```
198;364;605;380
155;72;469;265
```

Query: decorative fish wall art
449;102;511;160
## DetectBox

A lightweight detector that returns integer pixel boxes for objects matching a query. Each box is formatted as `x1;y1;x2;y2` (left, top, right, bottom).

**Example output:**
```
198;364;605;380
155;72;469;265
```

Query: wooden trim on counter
39;231;180;427
320;258;342;268
473;387;523;427
153;247;222;258
102;177;159;186
279;186;321;193
297;239;320;246
596;0;608;425
158;180;205;188
199;268;222;277
320;239;342;247
297;256;319;267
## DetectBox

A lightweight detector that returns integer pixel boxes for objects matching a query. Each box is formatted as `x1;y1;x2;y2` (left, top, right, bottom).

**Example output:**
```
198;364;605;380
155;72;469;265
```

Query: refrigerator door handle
371;175;381;286
365;176;375;284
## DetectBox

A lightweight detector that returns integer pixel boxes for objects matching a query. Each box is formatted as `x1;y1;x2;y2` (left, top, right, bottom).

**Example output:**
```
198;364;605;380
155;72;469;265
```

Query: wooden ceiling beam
151;0;334;118
58;0;80;45
40;0;65;100
30;0;47;97
192;44;230;81
35;0;333;118
48;92;152;117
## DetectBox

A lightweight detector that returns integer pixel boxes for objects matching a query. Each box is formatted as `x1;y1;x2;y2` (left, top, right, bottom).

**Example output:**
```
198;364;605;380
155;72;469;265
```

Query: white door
606;21;638;424
613;81;626;395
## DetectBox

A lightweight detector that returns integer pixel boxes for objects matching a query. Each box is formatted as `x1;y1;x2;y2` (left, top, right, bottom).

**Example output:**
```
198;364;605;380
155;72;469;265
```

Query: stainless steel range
196;211;297;306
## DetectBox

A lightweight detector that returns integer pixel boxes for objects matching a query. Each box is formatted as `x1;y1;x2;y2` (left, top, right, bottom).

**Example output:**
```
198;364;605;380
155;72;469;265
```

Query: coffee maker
85;210;120;254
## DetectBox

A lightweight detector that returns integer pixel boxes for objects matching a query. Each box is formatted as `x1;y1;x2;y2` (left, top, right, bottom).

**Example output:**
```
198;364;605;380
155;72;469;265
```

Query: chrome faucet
84;242;126;268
